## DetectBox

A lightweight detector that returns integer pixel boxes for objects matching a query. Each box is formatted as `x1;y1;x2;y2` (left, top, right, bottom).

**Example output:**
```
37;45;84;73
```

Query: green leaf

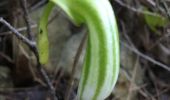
144;10;169;34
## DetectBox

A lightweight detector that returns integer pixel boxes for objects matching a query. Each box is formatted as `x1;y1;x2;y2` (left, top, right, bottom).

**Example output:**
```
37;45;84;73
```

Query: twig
53;68;64;89
120;20;170;71
161;0;170;19
115;0;158;16
19;0;33;40
121;65;149;98
30;0;48;11
127;56;139;100
121;41;170;72
114;0;141;13
65;32;87;100
146;0;156;6
36;61;58;100
0;52;14;64
0;18;35;48
48;9;61;25
153;87;170;98
147;67;160;99
0;24;37;36
120;21;135;48
0;17;58;100
149;31;170;49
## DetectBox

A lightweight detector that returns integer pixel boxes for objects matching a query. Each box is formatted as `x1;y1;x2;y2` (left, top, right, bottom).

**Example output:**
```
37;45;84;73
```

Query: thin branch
0;17;35;49
19;0;33;40
0;17;58;100
120;21;135;48
114;0;142;13
0;24;37;36
127;56;139;100
48;9;61;25
65;32;87;100
37;62;58;100
120;19;170;71
115;0;159;16
121;65;149;98
149;32;170;49
0;52;14;64
30;0;48;11
20;1;71;98
121;41;170;72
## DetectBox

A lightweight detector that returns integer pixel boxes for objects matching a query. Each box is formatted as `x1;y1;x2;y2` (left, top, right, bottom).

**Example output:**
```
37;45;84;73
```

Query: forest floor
0;0;170;100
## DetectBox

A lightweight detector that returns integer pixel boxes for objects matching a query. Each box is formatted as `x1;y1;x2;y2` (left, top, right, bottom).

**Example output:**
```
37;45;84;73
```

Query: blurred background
0;0;170;100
